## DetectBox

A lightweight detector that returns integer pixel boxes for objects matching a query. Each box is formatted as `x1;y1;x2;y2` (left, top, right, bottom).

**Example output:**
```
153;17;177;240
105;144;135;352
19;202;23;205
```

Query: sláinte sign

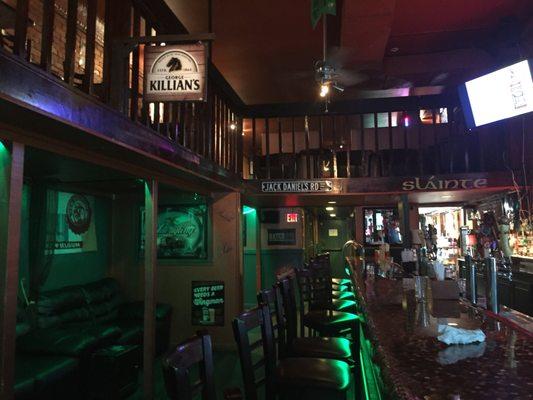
261;180;333;193
144;43;207;102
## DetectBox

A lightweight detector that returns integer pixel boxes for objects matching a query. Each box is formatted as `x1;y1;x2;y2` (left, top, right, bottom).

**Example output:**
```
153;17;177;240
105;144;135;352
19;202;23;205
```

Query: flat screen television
458;59;533;128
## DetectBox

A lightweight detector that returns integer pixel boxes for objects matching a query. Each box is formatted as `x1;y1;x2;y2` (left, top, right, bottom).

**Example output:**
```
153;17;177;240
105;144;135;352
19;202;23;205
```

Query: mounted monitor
458;59;533;128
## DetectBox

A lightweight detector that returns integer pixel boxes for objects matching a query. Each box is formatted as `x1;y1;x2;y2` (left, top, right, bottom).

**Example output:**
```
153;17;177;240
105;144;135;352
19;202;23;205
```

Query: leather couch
15;277;172;398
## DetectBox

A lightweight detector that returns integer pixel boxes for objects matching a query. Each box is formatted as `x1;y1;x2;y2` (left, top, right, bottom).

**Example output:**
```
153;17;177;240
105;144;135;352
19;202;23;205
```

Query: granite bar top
349;261;533;400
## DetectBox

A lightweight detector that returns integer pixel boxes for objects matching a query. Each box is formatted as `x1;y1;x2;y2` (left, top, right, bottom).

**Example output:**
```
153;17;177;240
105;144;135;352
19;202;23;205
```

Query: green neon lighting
243;206;256;215
0;140;7;153
359;328;384;400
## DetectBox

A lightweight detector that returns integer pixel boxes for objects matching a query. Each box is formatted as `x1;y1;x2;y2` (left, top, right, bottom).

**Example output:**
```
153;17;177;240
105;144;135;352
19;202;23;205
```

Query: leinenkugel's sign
144;42;207;102
261;180;333;193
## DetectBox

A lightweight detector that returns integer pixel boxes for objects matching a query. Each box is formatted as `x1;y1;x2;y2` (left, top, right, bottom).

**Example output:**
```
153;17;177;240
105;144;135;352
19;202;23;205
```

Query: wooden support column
255;211;262;293
398;194;411;248
143;179;158;400
0;142;25;400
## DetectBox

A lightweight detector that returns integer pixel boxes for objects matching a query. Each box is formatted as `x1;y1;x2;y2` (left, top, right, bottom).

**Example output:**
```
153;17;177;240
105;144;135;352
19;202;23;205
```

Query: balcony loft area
1;0;531;186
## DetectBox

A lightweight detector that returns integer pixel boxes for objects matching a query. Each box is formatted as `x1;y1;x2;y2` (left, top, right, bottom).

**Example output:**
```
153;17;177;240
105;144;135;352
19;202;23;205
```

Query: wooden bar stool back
162;332;217;400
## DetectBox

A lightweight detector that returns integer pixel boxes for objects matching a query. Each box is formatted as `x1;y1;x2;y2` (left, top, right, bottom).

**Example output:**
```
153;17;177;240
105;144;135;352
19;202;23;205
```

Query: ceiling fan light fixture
319;83;330;97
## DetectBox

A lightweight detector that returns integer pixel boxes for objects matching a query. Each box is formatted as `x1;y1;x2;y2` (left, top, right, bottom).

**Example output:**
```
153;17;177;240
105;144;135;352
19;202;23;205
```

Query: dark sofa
15;277;172;398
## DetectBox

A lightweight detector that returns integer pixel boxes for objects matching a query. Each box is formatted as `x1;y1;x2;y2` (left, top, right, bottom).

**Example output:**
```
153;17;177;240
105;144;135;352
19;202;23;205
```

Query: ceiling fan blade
334;69;369;86
327;46;356;68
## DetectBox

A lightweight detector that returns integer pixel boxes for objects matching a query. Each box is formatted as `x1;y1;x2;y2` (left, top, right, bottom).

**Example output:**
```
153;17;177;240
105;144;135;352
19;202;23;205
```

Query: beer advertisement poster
191;281;224;326
139;205;208;259
144;42;207;102
51;192;98;255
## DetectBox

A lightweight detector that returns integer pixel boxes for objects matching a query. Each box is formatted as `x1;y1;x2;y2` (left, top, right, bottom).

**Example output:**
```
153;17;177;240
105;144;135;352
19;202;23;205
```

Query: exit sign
286;213;298;223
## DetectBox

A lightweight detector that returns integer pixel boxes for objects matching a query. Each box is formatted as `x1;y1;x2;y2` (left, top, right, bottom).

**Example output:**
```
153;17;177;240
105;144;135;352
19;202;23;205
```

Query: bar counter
348;259;533;400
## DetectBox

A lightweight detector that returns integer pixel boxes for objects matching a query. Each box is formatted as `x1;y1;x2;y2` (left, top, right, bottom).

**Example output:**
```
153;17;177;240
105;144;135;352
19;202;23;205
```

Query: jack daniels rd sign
261;180;333;193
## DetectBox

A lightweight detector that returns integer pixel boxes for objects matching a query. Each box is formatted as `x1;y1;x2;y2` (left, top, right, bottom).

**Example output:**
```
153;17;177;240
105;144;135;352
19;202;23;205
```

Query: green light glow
0;140;7;153
359;329;384;400
243;206;256;215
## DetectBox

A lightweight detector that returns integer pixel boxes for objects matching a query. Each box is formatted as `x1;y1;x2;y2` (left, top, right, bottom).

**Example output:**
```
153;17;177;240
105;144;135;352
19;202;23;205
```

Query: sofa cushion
14;364;35;398
17;324;122;357
113;320;143;345
37;286;85;316
15;355;78;397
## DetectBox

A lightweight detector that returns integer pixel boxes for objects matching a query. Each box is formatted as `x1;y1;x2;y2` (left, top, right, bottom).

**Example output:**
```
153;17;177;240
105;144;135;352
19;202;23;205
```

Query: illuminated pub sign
144;42;207;102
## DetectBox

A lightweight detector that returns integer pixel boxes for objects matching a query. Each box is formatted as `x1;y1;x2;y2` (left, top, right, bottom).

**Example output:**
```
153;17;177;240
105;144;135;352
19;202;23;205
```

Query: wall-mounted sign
328;229;338;237
401;176;488;191
140;205;208;259
261;180;333;193
286;213;299;223
51;192;98;255
144;42;207;102
191;281;224;326
267;229;296;246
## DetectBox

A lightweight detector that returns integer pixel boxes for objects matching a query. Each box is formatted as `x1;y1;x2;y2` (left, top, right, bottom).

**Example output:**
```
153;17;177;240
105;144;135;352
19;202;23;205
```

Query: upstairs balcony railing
241;106;510;180
1;0;243;177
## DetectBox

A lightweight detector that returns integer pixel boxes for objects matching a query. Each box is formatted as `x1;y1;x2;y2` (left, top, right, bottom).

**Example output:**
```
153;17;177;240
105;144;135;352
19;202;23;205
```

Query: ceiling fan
313;13;369;106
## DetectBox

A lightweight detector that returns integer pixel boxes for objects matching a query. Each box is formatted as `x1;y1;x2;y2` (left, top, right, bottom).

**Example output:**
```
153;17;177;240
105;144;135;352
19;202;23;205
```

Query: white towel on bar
437;324;486;345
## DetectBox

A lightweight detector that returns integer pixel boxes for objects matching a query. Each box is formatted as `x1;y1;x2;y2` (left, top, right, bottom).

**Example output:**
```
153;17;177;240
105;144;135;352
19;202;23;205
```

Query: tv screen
458;59;533;128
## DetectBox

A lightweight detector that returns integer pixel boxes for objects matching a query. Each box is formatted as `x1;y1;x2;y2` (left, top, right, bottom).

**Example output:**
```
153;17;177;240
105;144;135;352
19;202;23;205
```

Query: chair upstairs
162;331;217;400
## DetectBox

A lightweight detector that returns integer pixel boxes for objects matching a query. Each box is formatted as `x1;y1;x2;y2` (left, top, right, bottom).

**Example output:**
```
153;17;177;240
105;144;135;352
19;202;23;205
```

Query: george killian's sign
144;42;207;102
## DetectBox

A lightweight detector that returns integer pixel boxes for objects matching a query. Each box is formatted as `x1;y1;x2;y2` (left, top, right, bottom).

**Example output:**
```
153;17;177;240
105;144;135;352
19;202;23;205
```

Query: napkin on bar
437;324;486;345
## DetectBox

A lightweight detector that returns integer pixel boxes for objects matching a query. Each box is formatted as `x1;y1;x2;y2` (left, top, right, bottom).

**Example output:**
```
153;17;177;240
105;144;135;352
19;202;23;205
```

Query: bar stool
257;285;353;366
286;275;361;348
295;268;357;314
162;332;217;400
308;256;353;292
232;305;353;400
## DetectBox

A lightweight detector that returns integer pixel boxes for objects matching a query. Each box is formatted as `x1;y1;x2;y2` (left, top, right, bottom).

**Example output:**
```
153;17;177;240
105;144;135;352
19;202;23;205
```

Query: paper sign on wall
191;281;224;326
328;229;338;237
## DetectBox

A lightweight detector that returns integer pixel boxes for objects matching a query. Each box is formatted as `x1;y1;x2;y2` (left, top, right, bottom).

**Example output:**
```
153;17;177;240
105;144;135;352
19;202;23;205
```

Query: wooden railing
0;0;244;177
242;107;508;180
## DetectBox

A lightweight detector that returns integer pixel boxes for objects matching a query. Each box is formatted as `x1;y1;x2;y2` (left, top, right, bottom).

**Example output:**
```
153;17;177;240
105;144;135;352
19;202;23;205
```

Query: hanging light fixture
319;83;330;97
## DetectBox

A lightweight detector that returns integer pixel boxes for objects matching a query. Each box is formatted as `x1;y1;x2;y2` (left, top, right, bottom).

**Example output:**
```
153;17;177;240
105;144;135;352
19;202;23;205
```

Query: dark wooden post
64;0;79;85
251;118;256;178
304;116;310;178
0;141;25;400
14;0;29;58
237;117;243;176
40;0;55;72
82;0;97;94
143;179;158;399
265;118;270;179
104;0;132;107
398;194;411;248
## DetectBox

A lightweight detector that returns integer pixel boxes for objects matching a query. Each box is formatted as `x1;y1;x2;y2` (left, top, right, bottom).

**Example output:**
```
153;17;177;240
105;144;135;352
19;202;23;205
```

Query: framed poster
51;192;98;254
140;204;208;259
191;281;224;326
144;42;207;102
